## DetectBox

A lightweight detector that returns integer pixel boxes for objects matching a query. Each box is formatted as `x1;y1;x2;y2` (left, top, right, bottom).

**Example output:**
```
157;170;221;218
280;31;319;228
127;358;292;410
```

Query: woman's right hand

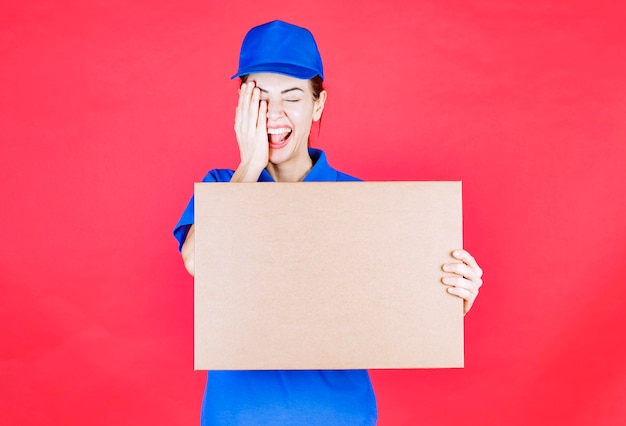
232;81;268;182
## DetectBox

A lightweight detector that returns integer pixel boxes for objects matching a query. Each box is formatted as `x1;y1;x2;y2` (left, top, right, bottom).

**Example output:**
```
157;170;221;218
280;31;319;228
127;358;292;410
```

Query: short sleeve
172;169;235;252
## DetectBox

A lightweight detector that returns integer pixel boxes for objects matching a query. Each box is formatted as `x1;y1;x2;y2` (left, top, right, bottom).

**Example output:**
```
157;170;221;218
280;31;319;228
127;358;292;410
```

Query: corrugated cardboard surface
194;181;463;370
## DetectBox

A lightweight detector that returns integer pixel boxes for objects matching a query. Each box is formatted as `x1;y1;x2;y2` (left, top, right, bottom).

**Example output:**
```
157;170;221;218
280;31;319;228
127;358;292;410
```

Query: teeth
267;128;291;135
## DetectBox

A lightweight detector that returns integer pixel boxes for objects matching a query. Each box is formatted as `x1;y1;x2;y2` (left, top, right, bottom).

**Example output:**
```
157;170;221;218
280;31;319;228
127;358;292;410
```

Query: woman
174;20;483;425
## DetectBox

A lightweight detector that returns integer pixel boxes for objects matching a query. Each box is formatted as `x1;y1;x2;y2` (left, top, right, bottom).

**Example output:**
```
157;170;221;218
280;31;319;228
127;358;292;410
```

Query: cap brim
231;63;322;80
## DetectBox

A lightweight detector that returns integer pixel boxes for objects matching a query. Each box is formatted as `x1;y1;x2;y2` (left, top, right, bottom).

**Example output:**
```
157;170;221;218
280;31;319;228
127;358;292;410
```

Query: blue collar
258;148;338;182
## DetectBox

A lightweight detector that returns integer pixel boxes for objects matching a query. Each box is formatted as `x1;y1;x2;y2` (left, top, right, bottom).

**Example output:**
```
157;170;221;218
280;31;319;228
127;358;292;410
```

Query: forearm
182;162;263;277
181;224;195;276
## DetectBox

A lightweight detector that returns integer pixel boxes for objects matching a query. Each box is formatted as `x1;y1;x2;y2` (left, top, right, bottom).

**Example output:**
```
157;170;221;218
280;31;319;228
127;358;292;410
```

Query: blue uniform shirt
173;148;378;425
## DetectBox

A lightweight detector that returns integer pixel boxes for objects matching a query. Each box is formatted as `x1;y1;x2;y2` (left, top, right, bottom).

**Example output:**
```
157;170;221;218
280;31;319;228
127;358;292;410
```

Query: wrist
231;161;265;182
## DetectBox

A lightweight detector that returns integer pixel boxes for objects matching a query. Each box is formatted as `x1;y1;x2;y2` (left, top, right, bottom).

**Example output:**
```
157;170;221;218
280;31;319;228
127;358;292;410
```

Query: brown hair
308;76;324;101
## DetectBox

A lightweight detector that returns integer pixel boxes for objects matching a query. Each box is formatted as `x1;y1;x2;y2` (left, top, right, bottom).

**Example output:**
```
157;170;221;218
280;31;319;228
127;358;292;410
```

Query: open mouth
267;127;292;149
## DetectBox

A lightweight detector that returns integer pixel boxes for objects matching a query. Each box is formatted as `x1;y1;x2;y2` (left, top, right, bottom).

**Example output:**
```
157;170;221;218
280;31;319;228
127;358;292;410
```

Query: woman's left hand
442;249;483;315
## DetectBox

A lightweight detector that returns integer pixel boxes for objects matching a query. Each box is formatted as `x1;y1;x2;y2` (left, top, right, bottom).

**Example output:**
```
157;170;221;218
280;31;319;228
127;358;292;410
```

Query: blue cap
231;20;324;81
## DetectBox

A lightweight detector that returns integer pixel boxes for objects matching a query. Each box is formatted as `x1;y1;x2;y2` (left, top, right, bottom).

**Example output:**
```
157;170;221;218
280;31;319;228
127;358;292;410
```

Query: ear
312;90;327;122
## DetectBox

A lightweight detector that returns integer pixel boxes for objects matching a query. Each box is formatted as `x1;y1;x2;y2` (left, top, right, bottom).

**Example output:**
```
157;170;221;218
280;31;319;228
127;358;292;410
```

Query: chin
268;149;293;166
268;141;305;165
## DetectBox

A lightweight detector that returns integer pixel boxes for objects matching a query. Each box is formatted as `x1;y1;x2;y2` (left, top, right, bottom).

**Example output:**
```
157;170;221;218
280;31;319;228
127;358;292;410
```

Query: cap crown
232;20;324;81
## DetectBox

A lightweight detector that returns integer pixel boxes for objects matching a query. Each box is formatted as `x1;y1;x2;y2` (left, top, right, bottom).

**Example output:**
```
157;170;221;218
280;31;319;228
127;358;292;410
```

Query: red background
2;1;625;425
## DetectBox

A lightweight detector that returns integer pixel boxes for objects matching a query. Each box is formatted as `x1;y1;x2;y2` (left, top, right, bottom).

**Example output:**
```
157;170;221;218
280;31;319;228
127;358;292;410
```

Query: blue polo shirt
173;148;378;426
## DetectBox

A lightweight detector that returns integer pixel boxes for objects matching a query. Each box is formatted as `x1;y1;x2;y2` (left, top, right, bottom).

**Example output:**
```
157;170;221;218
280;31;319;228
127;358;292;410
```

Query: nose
266;100;284;120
